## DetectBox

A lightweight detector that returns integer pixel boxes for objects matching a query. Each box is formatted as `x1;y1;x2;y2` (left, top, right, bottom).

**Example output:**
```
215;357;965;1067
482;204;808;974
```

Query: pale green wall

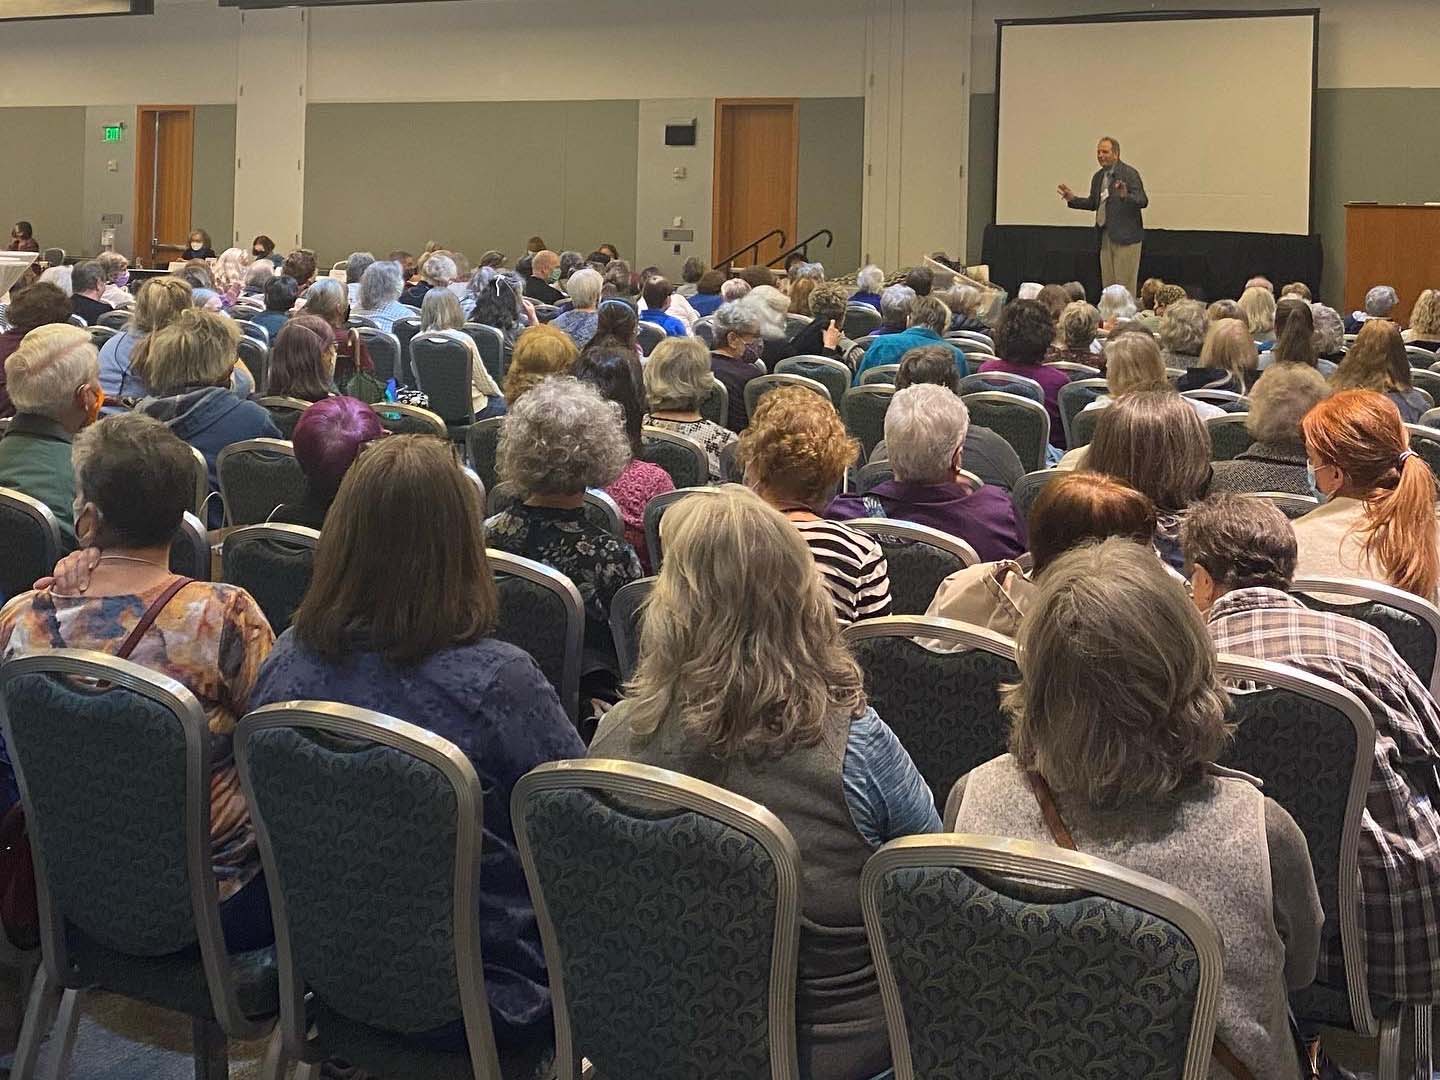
0;107;88;255
797;97;865;277
192;105;237;249
301;100;640;267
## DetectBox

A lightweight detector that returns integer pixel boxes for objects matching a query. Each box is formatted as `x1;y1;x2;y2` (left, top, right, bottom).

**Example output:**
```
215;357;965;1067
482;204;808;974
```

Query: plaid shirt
1208;587;1440;1003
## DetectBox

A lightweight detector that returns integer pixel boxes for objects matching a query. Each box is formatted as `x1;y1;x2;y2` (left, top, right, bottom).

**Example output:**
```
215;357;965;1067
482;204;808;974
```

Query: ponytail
1272;298;1317;367
1364;450;1440;600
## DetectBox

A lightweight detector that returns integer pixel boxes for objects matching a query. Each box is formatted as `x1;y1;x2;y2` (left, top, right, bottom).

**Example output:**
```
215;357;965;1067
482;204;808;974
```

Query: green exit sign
102;124;124;143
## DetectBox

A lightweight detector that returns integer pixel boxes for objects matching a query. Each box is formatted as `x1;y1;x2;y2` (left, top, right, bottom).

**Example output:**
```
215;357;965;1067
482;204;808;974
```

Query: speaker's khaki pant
1100;233;1142;298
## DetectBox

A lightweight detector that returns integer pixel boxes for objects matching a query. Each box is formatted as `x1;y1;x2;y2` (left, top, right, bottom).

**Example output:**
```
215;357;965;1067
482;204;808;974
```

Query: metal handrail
717;228;787;270
769;229;834;268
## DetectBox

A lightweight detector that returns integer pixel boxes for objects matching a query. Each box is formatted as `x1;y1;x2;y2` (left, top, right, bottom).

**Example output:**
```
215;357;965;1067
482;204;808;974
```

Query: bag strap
1025;771;1258;1080
115;577;193;660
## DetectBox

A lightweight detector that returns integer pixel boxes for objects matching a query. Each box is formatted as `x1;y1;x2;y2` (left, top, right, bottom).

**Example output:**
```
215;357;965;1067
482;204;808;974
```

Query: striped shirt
1208;587;1440;1003
790;517;892;625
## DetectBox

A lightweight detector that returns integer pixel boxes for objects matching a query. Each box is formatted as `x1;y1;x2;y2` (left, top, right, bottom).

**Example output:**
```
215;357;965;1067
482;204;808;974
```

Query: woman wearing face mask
7;221;39;253
185;229;216;261
708;300;767;432
1294;389;1440;601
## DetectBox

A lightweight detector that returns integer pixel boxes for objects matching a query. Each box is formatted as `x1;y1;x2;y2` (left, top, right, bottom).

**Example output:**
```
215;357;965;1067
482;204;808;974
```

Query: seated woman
1297;389;1440;601
688;269;727;318
709;300;767;432
467;267;531;365
1405;289;1440;352
137;307;282;527
1239;285;1277;344
977;299;1067;451
1312;303;1348;365
1179;316;1259;393
485;376;643;651
1074;330;1222;431
849;264;886;311
1157;297;1207;372
240;262;273;300
185;229;216;261
745;285;794;369
419;289;505;420
784;281;849;361
1096;284;1136;338
94;277;194;410
738;386;892;624
252;274;298;343
1260;297;1335;375
0;284;75;416
949;537;1322;1080
575;347;674;571
1084;390;1212;569
582;299;640;360
940;283;993;334
502;324;579;406
95;251;133;308
250;435;584;1072
212;248;253;308
350;261;412;333
642;337;739;481
552;268;604;349
1210;363;1331;497
590;484;938;1080
0;413;277;949
266;314;337;403
1044;301;1101;366
925;472;1156;638
270;396;383;529
298;278;374;393
828;384;1026;561
1330;319;1429;423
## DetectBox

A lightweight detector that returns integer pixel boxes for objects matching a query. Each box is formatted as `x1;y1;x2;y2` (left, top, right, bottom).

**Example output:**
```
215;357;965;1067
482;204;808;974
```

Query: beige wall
0;107;87;255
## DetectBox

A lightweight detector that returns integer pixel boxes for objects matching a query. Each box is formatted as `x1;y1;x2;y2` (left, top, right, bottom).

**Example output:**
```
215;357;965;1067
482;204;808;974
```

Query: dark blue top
249;631;587;1049
849;291;883;311
639;308;687;337
689;292;724;317
252;310;289;343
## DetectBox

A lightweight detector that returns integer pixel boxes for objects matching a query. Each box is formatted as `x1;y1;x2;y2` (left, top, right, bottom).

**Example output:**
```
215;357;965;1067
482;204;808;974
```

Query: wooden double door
713;99;798;268
134;105;195;268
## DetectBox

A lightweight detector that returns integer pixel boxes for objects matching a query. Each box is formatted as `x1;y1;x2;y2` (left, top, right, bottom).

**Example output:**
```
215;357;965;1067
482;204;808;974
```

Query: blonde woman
1179;317;1260;392
1405;289;1440;350
1045;300;1101;365
590;484;938;1080
211;247;253;307
1330;320;1428;423
951;538;1321;1080
502;324;578;405
1077;330;1222;423
419;288;505;419
642;336;737;480
1239;285;1278;342
97;276;193;408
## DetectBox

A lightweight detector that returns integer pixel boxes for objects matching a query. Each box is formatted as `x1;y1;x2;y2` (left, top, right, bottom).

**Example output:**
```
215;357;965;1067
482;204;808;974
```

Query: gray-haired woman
552;267;604;350
643;336;737;480
351;261;412;333
708;300;767;431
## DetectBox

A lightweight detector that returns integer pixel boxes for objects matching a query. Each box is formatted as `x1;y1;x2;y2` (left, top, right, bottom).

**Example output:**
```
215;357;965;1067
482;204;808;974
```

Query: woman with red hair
1296;389;1440;600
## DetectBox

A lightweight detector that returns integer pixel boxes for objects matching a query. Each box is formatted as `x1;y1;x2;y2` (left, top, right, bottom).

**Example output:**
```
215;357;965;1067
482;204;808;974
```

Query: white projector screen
995;13;1316;235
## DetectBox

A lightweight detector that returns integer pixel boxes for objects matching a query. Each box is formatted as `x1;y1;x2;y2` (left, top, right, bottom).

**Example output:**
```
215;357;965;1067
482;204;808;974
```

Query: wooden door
134;106;195;269
712;100;798;268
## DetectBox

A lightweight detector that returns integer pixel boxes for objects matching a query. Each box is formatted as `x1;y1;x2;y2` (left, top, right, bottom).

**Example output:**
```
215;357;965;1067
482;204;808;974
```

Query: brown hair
268;315;336;401
1035;284;1069;322
1302;389;1440;599
1139;277;1165;311
503;323;579;403
5;283;72;333
1198;318;1259;389
1331;319;1411;395
1086;391;1212;512
789;277;816;317
1181;494;1297;592
292;436;497;665
1028;473;1158;575
737;386;856;507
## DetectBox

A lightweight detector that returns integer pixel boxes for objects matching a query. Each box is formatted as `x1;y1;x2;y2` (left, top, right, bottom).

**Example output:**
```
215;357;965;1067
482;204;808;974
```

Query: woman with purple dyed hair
269;396;385;528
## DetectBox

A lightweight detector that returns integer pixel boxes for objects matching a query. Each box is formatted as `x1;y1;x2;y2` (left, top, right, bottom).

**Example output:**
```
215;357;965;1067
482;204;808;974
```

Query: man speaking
1058;136;1146;297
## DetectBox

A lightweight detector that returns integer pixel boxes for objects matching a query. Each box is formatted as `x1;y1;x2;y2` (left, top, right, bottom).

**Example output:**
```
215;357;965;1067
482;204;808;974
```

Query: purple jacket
827;479;1028;563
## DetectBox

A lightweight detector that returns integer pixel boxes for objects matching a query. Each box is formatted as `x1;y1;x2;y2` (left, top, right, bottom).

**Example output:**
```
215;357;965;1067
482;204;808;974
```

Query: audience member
1074;331;1222;426
38;265;72;297
486;377;642;651
1311;302;1347;364
875;283;916;336
556;250;585;286
1265;297;1325;372
350;261;410;333
1207;298;1243;323
784;282;848;361
1405;289;1440;351
213;248;253;307
924;472;1155;638
941;284;992;333
340;251;374;308
1279;281;1312;301
281;249;317;291
1179;317;1258;392
977;299;1066;449
269;396;383;529
266;314;337;403
298;277;375;391
1045;301;1100;366
1062;281;1086;303
850;265;886;311
1210;363;1330;497
575;347;673;569
736;266;776;290
1138;276;1164;312
0;324;102;547
743;285;793;368
688;269;727;317
1184;493;1440;1009
241;261;274;298
6;221;39;253
590;483;934;1080
0;413;276;948
253;274;298;342
525;251;565;304
401;252;454;308
719;278;752;304
0;283;73;416
468;267;529;366
1245;275;1275;294
737;386;892;623
1347;284;1399;335
1157;298;1207;370
1084;390;1212;567
708;301;766;432
136;307;281;526
789;276;817;318
637;276;687;338
587;299;640;358
68;261;113;326
1239;286;1277;343
950;537;1321;1080
1331;319;1428;422
250;434;583;1069
676;256;706;298
552;267;603;349
251;235;280;266
1296;389;1440;600
828;384;1026;560
94;252;132;308
419;288;505;420
502;324;578;405
642;336;737;481
1097;284;1137;333
855;295;965;385
94;276;192;409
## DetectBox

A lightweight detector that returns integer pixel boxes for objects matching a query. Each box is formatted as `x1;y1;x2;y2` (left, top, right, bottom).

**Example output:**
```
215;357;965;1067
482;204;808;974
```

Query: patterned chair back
256;396;311;441
844;521;980;617
217;438;307;527
860;364;900;387
861;835;1223;1080
844;304;881;338
236;336;269;395
369;401;447;437
0;487;62;603
1291;576;1440;700
1404;424;1440;477
1046;360;1100;380
533;304;561;324
608;576;655;680
1009;469;1060;524
355;328;403;386
744;373;830;420
698;378;729;428
1206;415;1254;462
97;309;130;330
411;333;475;426
856;461;895;493
236;702;503;1078
461;323;506;384
221;524;320;634
465;416;506;492
1215;655;1376;1032
169;511;210;581
1057;379;1106;448
842;385;896;459
635;321;665;357
640;427;710;489
392;317;421;383
236;319;269;345
962;393;1050;472
514;760;802;1080
88;325;118;351
488;551;584;724
844;617;1018;809
1253;491;1318;520
774;356;850;409
694;319;716;347
1070;407;1101;450
958;372;1044;405
642;487;725;571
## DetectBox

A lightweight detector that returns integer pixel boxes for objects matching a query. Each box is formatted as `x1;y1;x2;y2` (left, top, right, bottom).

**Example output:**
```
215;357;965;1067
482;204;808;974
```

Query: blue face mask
1306;463;1328;504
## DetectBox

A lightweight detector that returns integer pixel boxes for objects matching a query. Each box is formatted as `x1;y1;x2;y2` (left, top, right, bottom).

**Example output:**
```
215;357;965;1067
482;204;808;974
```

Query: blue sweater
853;327;967;385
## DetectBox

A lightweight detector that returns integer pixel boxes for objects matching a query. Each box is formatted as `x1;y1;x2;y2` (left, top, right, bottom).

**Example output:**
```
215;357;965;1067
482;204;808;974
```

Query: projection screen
995;11;1317;235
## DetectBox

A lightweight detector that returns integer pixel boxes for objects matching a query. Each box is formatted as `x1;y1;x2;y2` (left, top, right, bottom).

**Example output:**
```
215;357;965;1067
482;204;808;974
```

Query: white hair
496;376;630;495
6;325;99;418
422;254;457;285
884;383;970;485
1098;284;1136;322
39;265;72;296
712;300;765;342
1365;285;1399;317
880;284;916;325
857;265;885;293
358;261;404;310
720;278;752;301
744;287;788;338
566;267;603;309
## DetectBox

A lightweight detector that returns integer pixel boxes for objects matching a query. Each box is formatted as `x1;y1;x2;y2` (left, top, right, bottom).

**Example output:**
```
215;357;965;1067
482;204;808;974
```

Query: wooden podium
1345;204;1440;322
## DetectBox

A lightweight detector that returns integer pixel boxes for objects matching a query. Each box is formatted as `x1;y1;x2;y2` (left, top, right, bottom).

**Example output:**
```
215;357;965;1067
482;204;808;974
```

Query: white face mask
189;242;204;252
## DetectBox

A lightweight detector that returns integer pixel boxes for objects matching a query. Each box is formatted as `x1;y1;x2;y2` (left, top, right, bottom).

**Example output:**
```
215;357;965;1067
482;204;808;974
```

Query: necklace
97;555;168;569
